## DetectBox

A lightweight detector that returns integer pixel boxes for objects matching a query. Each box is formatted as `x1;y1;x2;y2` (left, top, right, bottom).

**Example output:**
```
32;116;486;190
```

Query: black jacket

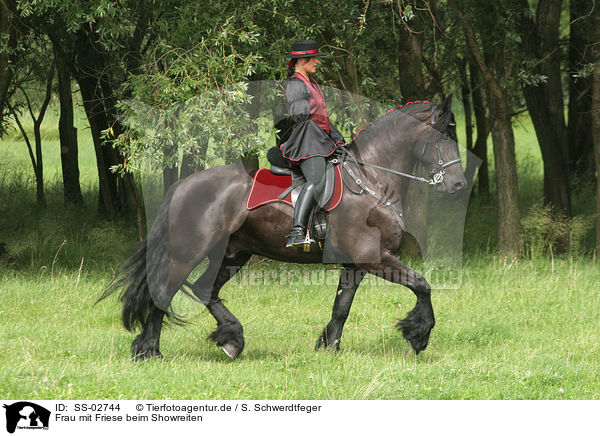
279;77;345;162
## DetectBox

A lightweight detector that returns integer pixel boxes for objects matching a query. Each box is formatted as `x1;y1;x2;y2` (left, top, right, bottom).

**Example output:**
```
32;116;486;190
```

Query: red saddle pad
246;166;343;212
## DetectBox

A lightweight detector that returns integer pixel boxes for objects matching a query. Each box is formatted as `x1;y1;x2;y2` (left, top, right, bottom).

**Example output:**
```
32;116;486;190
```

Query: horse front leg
359;252;435;354
316;265;366;351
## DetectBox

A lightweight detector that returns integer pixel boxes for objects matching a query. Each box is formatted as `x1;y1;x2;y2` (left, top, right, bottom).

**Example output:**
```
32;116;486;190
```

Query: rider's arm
286;78;311;123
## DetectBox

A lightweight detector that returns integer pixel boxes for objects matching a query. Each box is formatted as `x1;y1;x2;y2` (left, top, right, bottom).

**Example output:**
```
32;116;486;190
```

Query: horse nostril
453;181;465;191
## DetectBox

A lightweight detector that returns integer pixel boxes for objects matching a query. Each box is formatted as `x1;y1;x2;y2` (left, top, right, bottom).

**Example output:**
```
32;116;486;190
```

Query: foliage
112;13;265;172
110;0;405;172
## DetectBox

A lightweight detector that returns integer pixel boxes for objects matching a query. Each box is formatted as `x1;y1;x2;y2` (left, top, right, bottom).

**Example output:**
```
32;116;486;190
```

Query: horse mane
350;100;434;149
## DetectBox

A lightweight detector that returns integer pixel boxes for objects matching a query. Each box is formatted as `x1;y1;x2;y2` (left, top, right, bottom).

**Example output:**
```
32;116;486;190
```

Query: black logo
3;402;50;434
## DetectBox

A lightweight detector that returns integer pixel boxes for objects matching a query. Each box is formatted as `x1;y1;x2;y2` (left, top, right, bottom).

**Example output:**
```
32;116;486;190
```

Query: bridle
337;105;463;223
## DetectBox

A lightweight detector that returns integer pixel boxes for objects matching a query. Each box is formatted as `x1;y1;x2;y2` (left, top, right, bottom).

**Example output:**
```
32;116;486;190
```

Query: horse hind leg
189;249;251;360
131;305;166;360
130;259;196;360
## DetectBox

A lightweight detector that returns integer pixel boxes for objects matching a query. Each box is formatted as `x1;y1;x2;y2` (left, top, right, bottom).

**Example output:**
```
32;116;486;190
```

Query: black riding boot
286;183;317;247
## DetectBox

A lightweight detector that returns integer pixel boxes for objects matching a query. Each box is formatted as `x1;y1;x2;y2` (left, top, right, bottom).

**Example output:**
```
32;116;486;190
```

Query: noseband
419;105;462;183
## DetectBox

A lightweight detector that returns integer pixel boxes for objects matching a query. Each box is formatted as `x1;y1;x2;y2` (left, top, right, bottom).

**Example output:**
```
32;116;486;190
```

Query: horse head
415;94;467;194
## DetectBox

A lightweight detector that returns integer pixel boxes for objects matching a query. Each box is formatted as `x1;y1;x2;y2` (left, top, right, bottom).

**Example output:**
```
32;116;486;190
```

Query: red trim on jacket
278;143;337;162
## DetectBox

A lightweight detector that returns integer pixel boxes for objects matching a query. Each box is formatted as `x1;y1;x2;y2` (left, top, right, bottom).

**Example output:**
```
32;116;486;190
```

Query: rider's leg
286;156;326;247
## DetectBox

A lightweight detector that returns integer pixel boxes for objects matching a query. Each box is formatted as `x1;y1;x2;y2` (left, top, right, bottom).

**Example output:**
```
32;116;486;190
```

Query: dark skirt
279;119;337;162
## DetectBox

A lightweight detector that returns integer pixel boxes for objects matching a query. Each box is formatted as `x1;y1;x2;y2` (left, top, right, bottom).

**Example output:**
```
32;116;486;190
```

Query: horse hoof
132;349;163;361
221;343;241;360
315;335;340;351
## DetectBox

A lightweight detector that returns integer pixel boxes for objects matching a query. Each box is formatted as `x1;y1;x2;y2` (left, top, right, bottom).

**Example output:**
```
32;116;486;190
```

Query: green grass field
1;101;598;399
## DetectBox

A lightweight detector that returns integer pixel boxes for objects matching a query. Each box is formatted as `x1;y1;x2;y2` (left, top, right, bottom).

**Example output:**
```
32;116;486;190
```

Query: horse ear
441;93;453;113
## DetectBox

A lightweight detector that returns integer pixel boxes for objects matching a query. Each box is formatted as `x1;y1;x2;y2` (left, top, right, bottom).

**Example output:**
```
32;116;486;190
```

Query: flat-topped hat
287;40;328;58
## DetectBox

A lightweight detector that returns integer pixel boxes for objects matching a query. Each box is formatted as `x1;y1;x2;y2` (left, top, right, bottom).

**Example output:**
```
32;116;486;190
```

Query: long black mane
350;100;454;157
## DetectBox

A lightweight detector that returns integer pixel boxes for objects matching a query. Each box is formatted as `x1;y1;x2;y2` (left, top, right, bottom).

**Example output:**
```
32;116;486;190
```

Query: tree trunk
162;165;178;196
450;0;521;253
485;47;521;254
458;58;474;170
33;118;45;206
592;13;600;253
73;27;139;219
397;17;426;102
10;105;45;205
76;73;117;216
16;65;53;206
180;136;208;179
490;99;521;253
35;70;53;205
0;0;17;133
470;61;490;199
55;47;83;205
180;151;201;179
568;0;596;180
512;0;571;217
594;65;600;253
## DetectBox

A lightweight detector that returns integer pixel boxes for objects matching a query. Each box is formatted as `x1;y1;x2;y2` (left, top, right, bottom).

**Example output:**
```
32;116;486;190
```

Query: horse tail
100;181;183;332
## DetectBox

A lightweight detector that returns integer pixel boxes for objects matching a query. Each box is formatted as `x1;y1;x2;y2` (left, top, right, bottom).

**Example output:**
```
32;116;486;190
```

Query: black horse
103;95;467;360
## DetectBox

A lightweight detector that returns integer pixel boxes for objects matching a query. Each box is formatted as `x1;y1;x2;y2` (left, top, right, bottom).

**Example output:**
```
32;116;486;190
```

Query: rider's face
301;56;320;74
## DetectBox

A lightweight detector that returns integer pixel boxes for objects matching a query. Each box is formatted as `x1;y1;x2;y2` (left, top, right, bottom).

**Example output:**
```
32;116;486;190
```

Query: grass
0;257;598;399
0;99;598;399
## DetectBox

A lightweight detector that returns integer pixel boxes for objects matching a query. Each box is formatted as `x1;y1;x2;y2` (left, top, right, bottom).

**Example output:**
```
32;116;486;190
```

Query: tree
393;1;445;102
469;59;491;199
54;43;83;205
510;0;571;217
450;0;522;253
569;0;596;180
591;4;600;252
113;7;264;188
7;35;54;206
0;0;18;135
19;0;164;221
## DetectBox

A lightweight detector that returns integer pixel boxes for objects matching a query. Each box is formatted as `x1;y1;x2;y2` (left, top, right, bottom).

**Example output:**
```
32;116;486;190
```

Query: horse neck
351;112;425;190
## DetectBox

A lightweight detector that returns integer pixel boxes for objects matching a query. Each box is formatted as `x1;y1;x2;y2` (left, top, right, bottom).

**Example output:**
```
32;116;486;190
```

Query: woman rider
280;40;346;248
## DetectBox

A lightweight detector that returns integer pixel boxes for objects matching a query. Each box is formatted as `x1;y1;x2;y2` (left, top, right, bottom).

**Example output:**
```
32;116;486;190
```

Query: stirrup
302;228;315;252
286;226;314;248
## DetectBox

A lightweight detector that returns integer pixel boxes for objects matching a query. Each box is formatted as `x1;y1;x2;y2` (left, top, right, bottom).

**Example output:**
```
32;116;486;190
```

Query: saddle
246;156;343;241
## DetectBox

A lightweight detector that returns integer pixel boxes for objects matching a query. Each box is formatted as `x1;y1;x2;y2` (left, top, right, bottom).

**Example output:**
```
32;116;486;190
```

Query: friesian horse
103;95;467;360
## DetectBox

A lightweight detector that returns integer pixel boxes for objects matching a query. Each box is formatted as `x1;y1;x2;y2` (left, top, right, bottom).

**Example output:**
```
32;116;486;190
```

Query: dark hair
286;59;297;79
